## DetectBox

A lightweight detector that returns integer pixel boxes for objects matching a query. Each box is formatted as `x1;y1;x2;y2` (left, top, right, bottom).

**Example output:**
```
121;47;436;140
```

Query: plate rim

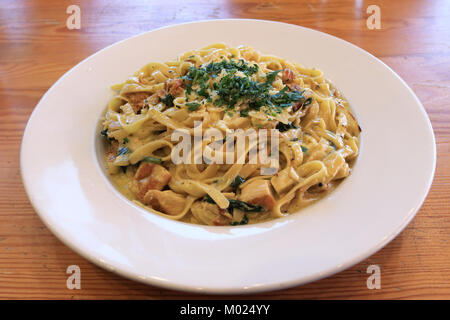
20;18;436;294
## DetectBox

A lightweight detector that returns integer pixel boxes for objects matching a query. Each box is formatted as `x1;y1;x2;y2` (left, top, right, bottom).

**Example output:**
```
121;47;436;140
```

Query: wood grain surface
0;0;449;299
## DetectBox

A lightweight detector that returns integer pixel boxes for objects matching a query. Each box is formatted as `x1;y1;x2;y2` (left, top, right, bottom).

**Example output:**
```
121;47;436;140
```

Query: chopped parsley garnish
197;86;209;98
213;69;305;113
239;109;249;117
264;70;282;84
123;137;129;144
181;59;304;116
204;59;259;76
186;102;201;111
161;94;174;107
182;67;210;99
142;156;162;164
116;147;130;157
271;86;304;108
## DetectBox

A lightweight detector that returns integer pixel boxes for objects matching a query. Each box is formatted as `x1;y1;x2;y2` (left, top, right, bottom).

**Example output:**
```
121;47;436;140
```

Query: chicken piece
143;190;186;215
126;92;149;113
282;68;295;83
146;92;161;105
239;179;276;210
105;140;120;174
129;163;171;201
164;79;183;96
105;140;119;163
271;167;299;194
190;201;232;226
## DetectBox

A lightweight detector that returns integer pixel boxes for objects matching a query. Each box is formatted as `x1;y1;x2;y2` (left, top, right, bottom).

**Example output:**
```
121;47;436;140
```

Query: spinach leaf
228;199;264;213
230;213;249;226
276;122;298;132
142;156;162;164
161;94;174;107
230;176;245;189
203;196;264;213
204;194;216;204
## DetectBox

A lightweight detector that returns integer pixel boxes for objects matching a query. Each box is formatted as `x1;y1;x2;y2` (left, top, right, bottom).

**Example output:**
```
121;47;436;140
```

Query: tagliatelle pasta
101;43;361;226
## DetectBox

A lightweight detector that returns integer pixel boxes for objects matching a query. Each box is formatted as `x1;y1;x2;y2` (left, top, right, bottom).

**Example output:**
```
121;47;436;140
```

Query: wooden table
1;0;449;299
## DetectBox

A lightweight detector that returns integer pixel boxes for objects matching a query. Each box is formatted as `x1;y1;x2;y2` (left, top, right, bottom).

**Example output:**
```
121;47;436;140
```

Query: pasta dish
100;44;361;226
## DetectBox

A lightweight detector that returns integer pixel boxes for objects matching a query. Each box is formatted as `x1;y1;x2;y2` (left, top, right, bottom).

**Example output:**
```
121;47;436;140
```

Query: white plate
21;19;436;294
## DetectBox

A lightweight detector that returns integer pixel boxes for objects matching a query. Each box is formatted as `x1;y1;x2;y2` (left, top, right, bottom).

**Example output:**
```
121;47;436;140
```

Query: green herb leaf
276;122;298;132
230;213;248;226
204;194;216;204
301;145;308;155
186;102;201;111
228;199;264;213
303;97;312;107
265;70;282;84
239;109;249;117
330;141;336;150
161;94;174;107
204;196;263;214
230;176;245;189
142;156;162;164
